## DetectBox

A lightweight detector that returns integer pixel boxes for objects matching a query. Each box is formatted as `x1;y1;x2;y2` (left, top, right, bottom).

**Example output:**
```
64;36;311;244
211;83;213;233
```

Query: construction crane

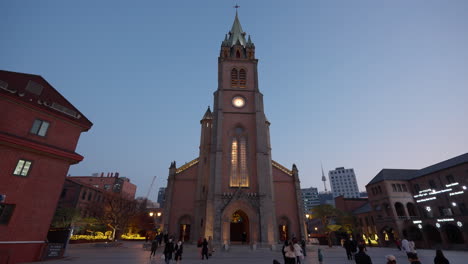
145;175;157;202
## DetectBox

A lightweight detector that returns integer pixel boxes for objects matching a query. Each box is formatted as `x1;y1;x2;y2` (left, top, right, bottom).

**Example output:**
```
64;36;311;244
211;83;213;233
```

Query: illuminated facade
366;153;468;249
163;12;306;248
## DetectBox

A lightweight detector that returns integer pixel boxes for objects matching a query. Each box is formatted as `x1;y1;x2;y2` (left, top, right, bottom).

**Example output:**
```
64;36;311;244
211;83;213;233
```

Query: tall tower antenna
321;163;328;192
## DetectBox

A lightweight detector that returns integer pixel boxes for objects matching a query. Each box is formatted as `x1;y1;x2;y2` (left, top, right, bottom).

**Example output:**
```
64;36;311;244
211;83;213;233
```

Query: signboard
45;243;64;258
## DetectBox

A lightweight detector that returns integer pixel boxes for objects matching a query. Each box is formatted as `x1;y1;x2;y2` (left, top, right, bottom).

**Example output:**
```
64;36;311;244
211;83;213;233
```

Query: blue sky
2;1;468;200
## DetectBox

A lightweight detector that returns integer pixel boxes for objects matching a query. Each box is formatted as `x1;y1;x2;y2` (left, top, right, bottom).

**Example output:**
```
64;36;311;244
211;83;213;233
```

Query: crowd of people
148;233;215;263
147;233;453;264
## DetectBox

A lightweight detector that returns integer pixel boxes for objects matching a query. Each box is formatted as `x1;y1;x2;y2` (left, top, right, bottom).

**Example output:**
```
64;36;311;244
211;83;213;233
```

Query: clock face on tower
232;96;245;108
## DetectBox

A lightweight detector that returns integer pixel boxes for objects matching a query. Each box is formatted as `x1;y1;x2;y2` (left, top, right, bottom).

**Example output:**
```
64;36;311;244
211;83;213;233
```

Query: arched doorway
178;215;191;242
406;203;418;217
394;202;406;218
230;210;249;243
423;225;442;244
444;224;464;244
278;216;290;242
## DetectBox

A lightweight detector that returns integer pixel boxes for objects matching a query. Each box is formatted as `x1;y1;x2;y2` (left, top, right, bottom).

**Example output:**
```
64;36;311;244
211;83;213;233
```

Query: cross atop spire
225;8;247;47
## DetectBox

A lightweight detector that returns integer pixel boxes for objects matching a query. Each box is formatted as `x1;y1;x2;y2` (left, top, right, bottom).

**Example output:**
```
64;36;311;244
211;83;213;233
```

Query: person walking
174;240;183;264
201;238;209;260
385;255;396;264
434;249;450;264
401;238;411;257
283;240;296;264
318;248;323;264
164;238;174;264
407;252;421;264
281;240;288;264
150;238;158;259
354;245;372;264
300;238;306;256
344;238;354;260
293;239;304;264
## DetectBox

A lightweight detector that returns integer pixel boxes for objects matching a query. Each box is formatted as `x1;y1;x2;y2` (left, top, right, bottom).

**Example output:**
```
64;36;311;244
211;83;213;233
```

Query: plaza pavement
27;241;468;264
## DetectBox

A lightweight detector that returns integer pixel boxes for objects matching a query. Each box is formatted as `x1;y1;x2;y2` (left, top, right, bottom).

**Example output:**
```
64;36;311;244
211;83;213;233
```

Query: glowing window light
452;202;457;206
425;206;431;212
417;197;436;203
463;186;467;190
413;220;422;224
446;182;459;187
449;191;464;196
436;223;441;228
437;218;454;222
418;224;422;229
457;221;463;227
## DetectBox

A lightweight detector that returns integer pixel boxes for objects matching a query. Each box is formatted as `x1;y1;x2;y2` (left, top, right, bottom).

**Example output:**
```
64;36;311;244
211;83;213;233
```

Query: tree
88;192;138;240
310;204;338;247
50;207;82;228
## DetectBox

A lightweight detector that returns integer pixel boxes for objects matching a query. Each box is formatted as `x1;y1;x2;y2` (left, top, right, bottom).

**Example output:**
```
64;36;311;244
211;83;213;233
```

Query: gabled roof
367;169;417;186
176;158;199;174
367;152;468;186
0;70;92;130
272;160;292;176
412;152;468;178
352;202;372;215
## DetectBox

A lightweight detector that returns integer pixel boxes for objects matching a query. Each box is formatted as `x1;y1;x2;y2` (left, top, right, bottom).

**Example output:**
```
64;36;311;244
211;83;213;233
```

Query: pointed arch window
230;128;249;187
231;68;238;87
239;69;246;88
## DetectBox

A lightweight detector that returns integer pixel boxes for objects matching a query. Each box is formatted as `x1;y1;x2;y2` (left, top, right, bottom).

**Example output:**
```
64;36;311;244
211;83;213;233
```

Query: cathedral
163;12;306;248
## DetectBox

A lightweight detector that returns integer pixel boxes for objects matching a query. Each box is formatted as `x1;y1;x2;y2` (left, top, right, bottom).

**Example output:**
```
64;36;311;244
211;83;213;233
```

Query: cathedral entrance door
230;210;249;243
179;224;191;242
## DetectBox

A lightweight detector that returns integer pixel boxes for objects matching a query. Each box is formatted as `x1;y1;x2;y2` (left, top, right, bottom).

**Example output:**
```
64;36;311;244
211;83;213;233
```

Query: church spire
227;10;247;47
201;106;213;122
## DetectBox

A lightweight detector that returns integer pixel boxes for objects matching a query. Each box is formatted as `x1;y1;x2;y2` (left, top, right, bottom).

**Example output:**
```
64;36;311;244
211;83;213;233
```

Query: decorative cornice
272;160;292;176
0;132;84;164
176;158;199;174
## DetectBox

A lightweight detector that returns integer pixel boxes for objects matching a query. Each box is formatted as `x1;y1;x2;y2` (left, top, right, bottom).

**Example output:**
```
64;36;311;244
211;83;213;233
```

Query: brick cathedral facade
163;12;306;248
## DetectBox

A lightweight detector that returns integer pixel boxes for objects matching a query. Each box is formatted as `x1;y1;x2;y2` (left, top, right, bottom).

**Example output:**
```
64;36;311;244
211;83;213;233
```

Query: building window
396;184;402;192
231;68;238;87
446;175;455;184
104;184;111;190
402;184;407;192
230;128;249;187
413;184;420;193
239;69;246;88
378;186;382;193
13;159;32;177
392;184;397;192
429;180;437;189
82;191;87;200
30;119;50;137
0;204;16;225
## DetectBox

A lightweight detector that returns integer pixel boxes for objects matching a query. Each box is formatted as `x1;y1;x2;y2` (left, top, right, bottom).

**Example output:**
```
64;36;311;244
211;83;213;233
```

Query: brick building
365;153;468;249
57;178;106;218
0;70;92;263
69;172;136;199
164;12;306;248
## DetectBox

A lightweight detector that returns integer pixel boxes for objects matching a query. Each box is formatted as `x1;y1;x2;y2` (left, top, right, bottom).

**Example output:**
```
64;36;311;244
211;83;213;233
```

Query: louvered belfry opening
239;69;246;88
231;68;238;87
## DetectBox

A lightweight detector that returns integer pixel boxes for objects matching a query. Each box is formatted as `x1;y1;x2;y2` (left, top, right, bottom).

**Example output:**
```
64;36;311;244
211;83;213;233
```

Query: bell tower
205;10;278;247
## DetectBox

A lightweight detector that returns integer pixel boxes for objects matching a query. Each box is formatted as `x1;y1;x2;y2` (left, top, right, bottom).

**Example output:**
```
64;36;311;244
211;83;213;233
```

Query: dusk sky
2;1;468;200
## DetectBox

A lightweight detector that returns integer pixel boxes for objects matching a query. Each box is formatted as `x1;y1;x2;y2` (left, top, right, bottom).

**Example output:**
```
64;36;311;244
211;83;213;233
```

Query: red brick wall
0;98;82;151
0;96;87;263
273;166;301;238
